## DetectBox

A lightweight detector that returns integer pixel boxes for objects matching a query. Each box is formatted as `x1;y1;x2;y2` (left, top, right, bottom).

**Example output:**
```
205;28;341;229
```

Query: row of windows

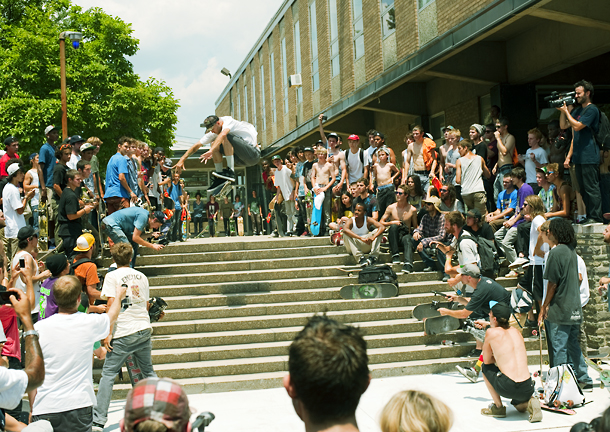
231;0;402;127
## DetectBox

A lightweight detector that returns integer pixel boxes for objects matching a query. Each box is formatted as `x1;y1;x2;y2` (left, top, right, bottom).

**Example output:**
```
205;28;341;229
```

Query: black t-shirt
474;142;488;162
464;222;495;241
354;194;378;217
465;277;510;319
303;160;314;189
543;244;582;325
53;164;68;200
58;187;82;236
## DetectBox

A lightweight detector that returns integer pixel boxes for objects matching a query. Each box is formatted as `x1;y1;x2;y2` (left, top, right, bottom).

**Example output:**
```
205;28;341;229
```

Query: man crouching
481;302;542;423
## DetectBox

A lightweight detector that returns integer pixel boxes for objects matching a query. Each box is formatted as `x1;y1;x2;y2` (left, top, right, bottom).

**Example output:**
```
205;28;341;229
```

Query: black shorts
482;363;534;406
520;264;543;302
221;133;261;167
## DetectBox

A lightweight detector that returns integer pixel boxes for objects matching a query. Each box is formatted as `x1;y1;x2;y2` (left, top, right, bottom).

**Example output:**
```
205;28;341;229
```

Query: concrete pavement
103;365;608;432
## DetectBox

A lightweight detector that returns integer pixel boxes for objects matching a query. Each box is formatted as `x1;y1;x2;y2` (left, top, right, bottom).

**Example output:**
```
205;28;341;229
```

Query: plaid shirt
414;211;448;247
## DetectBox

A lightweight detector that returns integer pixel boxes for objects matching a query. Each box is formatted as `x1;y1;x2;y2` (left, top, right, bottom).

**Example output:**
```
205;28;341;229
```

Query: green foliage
0;0;179;166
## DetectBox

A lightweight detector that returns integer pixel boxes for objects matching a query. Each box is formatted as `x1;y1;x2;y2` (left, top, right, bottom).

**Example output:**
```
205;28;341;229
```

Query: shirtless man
380;184;418;273
403;126;436;192
372;147;400;219
480;302;541;423
318;114;347;196
311;147;336;235
492;117;516;202
547;120;569;165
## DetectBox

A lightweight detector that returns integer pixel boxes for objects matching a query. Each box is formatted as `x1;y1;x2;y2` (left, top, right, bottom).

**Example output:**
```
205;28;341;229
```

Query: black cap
46;254;69;277
303;147;313;152
202;115;220;131
375;132;385;139
3;136;17;147
491;302;512;321
17;226;38;241
152;211;166;223
69;135;84;145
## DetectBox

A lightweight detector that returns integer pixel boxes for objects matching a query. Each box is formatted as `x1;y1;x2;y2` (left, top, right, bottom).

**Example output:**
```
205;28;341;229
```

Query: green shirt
249;198;261;215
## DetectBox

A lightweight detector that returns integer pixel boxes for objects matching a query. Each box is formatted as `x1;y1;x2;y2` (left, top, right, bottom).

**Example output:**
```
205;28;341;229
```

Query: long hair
525;195;546;220
407;175;423;197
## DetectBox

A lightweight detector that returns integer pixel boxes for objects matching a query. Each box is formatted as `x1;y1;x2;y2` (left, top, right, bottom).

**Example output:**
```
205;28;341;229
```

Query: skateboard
310;193;322;236
584;356;610;390
229;218;236;236
38;201;48;251
335;266;364;277
423;315;461;335
413;301;463;321
539;401;576;415
237;216;244;236
339;283;397;299
181;208;188;241
208;181;232;200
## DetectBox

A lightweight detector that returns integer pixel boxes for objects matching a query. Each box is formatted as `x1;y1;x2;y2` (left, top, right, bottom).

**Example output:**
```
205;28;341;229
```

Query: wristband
23;330;39;338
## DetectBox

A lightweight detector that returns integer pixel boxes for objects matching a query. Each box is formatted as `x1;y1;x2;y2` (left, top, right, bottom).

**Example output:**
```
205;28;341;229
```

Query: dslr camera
544;91;576;108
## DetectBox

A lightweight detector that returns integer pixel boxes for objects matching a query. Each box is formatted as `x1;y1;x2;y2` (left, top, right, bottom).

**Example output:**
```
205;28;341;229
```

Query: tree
0;0;179;167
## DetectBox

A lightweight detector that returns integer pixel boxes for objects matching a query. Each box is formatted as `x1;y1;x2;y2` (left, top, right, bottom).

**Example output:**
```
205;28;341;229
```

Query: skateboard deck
181;209;188;241
310;194;322;236
237;216;244;236
423;315;460;335
540;401;576;415
413;301;462;321
340;283;397;299
229;218;236;236
584;357;610;389
38;201;48;251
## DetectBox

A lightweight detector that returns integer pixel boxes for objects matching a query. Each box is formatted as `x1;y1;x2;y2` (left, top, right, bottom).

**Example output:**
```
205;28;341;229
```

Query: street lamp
221;68;232;79
59;31;83;140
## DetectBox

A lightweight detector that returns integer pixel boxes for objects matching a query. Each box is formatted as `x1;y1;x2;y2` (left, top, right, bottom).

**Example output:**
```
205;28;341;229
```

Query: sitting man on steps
380;184;418;274
412;196;450;280
284;315;370;432
343;202;385;267
480;302;542;423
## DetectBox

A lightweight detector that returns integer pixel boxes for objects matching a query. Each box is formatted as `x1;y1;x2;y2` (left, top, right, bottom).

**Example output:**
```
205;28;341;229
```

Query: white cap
44;125;57;135
7;164;20;177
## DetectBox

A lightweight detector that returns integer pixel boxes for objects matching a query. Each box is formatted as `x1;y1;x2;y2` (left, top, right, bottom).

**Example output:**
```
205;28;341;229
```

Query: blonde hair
86;136;103;146
380;390;453;432
525;194;546;220
447;129;461;139
316;147;328;155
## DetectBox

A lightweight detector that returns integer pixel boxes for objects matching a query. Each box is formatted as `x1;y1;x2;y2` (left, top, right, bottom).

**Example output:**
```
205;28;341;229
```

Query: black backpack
457;231;500;279
358;264;398;286
583;104;610;149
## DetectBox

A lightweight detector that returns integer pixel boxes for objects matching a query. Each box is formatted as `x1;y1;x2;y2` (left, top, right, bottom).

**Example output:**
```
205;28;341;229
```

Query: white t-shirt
529;215;546;265
3;183;25;239
27;168;40;206
453;231;480;266
67;153;81;170
273;166;294;201
577;255;589;307
149;165;161;199
0;367;28;410
524;147;548;184
101;267;151;339
33;312;110;415
200;116;257;147
346;148;364;183
12;251;41;314
363;145;376;167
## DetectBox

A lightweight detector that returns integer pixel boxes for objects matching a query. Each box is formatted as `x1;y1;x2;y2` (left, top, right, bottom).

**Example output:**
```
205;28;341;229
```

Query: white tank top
460;156;485;195
346;149;364;183
351;216;369;236
27;169;40;206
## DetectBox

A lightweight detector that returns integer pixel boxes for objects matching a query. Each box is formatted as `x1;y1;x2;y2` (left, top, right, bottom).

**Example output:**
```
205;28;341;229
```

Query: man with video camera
559;80;603;225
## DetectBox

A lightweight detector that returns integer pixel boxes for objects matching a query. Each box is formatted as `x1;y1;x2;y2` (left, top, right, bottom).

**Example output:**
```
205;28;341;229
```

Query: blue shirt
125;157;142;198
104;207;149;238
39;142;56;187
496;188;518;219
515;183;534;227
105;152;130;199
572;104;600;165
168;182;182;210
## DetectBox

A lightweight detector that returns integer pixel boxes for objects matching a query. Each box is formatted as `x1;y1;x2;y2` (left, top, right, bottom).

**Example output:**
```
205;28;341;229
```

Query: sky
72;0;285;150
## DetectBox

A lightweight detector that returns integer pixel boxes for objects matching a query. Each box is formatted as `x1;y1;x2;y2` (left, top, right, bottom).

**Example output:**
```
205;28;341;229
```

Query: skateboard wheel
533;372;538;377
532;330;538;336
544;361;549;365
567;400;574;408
553;400;561;408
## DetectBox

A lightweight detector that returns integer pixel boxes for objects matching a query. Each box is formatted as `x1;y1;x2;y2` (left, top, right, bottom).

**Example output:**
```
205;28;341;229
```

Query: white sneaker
509;257;529;269
456;365;479;383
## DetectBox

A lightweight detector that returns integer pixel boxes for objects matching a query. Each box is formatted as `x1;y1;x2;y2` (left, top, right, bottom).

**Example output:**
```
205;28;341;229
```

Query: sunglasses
440;188;448;192
495;125;501;129
485;130;493;133
546;171;555;175
524;202;530;206
395;191;404;196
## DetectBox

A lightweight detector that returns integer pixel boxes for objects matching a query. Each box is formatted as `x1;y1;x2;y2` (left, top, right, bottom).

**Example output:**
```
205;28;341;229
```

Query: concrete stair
96;236;541;399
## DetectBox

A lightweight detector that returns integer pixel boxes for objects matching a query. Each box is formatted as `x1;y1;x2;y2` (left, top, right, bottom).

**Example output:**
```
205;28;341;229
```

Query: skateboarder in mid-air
174;115;261;196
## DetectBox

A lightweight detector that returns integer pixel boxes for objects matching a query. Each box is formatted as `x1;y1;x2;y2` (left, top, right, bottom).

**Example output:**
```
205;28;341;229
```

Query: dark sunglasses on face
395;191;404;195
495;125;501;129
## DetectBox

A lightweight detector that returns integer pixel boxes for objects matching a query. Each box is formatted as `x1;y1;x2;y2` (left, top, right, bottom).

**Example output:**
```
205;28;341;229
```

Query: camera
544;91;576;108
148;296;168;322
321;115;327;121
0;285;15;306
462;318;487;342
191;411;215;432
120;284;131;311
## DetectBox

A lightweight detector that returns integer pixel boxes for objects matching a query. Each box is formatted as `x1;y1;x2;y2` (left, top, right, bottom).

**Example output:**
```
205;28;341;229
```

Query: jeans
388;224;414;269
250;212;262;234
494;225;518;264
193;215;204;235
31;204;39;231
415;239;447;274
376;185;396;221
295;196;308;235
169;209;182;241
515;221;531;257
575;163;602;221
544;321;592;384
104;221;139;268
33;406;92;432
93;329;156;426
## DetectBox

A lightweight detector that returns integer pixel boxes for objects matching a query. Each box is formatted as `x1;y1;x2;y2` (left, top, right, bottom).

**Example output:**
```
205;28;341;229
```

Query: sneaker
392;254;401;264
505;270;519;278
579;381;594;392
527;397;543;423
209;175;227;190
481;403;506;418
358;257;368;267
582;219;603;227
272;230;279;238
212;168;236;182
462;348;482;358
509;257;529;269
423;266;435;272
402;263;412;274
260;231;264;235
92;423;105;432
456;365;479;383
300;231;309;237
366;256;377;266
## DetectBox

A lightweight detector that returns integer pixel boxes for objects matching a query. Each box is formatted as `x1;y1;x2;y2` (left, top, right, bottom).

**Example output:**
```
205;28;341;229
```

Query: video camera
148;296;168;322
544;91;576;108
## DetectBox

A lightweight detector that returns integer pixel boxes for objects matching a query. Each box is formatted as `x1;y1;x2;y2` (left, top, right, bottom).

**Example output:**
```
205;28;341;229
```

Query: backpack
583;104;610;149
543;364;585;407
358;264;398;287
457;231;500;279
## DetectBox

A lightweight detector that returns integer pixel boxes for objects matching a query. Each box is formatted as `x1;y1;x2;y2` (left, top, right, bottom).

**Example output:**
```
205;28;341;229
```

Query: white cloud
72;0;285;142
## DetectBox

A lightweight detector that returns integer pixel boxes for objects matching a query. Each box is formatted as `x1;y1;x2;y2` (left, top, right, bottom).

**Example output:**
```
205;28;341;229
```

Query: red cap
348;134;360;141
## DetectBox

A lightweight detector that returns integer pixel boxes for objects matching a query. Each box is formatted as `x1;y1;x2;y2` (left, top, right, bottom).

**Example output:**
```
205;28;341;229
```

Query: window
352;0;364;60
281;38;289;113
270;52;277;122
309;1;319;92
251;74;256;127
237;92;241;120
294;20;303;103
244;83;248;122
328;0;340;77
418;0;434;9
380;0;395;38
260;64;266;130
230;89;234;117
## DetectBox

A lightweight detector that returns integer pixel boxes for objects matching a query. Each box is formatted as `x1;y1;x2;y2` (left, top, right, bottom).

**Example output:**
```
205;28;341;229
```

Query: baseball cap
443;125;455;132
327;132;339;141
375;132;385;140
490;302;512;321
466;209;482;220
271;155;282;161
3;136;17;147
17;226;38;241
123;377;190;432
44;125;57;135
80;143;95;152
46;254;69;277
29;153;38;161
69;135;85;145
73;233;95;252
303;147;314;153
457;263;481;278
152;211;166;223
377;146;390;155
202;115;219;132
163;158;173;169
7;164;21;177
348;134;360;141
